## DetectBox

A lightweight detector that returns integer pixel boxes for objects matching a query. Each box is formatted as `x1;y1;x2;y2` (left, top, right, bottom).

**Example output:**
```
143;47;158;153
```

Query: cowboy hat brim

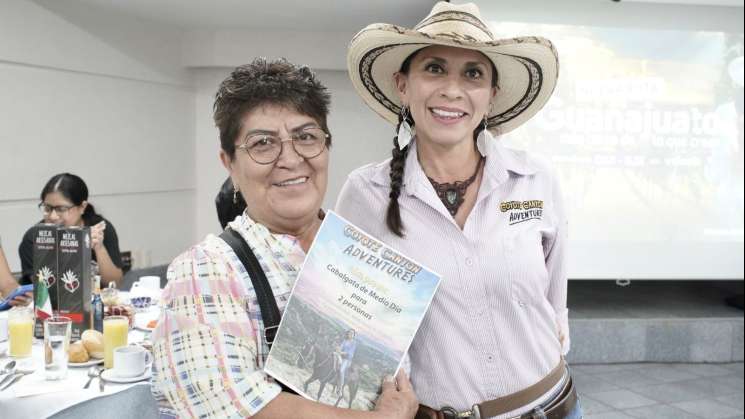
347;24;559;136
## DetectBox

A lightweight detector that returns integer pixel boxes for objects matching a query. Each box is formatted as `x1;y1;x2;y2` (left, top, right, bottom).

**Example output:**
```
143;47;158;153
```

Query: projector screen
492;23;744;279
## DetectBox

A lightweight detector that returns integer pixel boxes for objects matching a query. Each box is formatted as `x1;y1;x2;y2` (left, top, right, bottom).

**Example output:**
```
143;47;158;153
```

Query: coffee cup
112;345;152;378
131;276;160;292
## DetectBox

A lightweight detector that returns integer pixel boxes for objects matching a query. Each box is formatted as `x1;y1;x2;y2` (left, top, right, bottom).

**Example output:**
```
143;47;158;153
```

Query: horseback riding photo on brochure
263;210;441;410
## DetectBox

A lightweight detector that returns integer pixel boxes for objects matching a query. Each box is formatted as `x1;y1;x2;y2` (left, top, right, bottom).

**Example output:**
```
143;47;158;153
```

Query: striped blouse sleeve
151;243;281;418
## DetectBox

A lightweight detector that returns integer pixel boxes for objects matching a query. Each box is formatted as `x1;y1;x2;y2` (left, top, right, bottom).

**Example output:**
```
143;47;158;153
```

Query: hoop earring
233;184;240;205
397;106;414;150
476;117;493;156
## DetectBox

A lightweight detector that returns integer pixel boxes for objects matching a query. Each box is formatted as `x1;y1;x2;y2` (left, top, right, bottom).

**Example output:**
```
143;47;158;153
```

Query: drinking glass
8;306;34;359
44;316;71;380
103;316;129;369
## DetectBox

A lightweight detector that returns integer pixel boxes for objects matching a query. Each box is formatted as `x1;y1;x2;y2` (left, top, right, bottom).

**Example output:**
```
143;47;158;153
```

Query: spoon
0;360;17;388
1;360;15;375
98;368;105;392
83;366;100;389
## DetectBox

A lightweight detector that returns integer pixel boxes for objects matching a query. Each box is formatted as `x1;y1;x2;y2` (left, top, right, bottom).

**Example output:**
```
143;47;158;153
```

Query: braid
386;115;411;237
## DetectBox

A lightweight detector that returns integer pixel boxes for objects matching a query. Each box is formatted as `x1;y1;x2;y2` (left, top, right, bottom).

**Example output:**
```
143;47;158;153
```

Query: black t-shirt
18;215;123;286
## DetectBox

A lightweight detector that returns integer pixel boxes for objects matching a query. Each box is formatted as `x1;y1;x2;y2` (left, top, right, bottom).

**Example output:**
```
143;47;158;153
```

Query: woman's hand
373;370;419;419
8;290;32;307
90;221;106;250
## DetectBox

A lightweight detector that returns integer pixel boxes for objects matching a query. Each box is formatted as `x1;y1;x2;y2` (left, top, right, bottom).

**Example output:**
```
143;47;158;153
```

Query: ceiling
33;0;439;31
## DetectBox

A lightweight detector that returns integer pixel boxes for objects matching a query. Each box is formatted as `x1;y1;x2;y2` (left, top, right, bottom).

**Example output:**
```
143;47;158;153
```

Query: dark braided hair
386;111;414;237
385;48;499;236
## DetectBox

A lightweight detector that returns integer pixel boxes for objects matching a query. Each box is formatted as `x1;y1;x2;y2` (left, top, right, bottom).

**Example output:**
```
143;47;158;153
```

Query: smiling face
394;45;496;149
220;104;329;234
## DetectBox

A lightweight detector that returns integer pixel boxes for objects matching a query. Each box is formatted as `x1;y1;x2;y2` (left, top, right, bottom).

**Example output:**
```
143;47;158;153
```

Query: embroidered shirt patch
500;200;544;225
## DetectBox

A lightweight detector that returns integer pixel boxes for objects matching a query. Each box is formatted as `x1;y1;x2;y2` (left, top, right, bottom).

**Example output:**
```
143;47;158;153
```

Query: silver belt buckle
440;405;482;419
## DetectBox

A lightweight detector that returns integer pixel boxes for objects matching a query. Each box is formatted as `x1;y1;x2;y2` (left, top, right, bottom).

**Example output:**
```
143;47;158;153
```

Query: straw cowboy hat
347;1;559;136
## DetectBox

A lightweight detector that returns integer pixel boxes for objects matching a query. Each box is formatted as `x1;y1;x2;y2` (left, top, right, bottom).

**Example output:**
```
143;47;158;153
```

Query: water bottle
91;285;104;332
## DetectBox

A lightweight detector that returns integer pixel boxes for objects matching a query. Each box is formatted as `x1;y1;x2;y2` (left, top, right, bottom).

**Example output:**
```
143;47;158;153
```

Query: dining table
0;292;161;419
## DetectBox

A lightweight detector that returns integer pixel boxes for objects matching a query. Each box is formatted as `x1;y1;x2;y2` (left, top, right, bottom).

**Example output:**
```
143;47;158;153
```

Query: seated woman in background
0;237;31;306
150;57;417;419
19;173;123;289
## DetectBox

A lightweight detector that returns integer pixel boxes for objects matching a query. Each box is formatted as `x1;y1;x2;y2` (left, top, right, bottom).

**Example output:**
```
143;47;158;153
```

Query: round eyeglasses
237;127;329;165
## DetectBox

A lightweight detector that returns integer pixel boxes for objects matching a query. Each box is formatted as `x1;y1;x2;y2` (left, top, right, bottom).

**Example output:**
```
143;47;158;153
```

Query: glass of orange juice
8;306;34;358
103;315;129;369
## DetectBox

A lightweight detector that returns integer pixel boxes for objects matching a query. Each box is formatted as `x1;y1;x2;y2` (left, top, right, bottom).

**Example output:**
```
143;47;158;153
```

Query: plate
133;325;155;333
69;358;104;368
133;318;157;332
101;367;152;383
134;311;159;332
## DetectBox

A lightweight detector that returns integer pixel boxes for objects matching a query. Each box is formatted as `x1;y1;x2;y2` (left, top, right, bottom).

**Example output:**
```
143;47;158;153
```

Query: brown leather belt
416;359;577;419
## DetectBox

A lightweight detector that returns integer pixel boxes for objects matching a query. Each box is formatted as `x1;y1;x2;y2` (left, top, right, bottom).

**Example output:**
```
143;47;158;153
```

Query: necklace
427;157;484;216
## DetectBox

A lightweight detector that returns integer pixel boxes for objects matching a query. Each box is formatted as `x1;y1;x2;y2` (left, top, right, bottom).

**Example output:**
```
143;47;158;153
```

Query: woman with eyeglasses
18;173;123;290
150;58;417;419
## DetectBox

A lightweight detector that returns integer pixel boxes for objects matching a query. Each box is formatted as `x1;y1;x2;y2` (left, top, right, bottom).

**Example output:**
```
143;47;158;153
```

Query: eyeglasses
38;203;76;216
237;127;329;165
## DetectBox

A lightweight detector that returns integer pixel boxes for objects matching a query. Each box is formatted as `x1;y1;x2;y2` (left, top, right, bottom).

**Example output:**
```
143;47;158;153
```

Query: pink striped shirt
335;138;570;417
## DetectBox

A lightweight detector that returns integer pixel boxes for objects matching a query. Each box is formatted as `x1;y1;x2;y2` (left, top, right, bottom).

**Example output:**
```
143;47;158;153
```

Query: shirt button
486;354;495;362
465;258;474;267
518;300;527;308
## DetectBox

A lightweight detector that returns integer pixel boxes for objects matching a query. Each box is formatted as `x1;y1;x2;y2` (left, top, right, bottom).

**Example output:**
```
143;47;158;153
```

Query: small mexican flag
35;268;54;319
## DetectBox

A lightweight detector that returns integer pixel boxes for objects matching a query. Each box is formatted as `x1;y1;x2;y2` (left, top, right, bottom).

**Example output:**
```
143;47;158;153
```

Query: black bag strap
220;227;297;395
219;228;280;346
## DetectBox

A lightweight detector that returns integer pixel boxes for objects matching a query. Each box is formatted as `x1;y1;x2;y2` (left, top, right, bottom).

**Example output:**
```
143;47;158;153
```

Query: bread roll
68;341;90;363
82;329;105;359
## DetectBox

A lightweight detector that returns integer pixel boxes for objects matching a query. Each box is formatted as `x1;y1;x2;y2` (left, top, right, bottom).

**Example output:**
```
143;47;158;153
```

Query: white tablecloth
0;306;159;419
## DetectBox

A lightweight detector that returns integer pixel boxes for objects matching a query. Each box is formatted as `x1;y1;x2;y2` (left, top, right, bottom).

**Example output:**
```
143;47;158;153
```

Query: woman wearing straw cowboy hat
337;2;581;419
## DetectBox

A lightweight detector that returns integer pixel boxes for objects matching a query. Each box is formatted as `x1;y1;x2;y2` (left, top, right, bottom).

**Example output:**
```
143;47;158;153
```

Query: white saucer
69;358;104;368
133;312;159;332
101;367;152;383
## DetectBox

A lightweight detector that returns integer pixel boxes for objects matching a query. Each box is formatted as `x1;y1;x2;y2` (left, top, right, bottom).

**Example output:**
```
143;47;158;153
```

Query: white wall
192;68;392;241
0;0;196;271
183;30;355;71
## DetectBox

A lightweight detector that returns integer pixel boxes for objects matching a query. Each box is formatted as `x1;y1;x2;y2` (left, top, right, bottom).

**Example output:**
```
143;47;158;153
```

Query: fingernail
384;375;395;383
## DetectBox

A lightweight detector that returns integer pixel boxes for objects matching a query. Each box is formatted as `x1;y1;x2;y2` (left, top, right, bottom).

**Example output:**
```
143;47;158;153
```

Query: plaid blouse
150;213;306;418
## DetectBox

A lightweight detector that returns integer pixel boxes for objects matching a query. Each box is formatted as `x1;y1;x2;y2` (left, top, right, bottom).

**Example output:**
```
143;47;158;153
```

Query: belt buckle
524;407;547;419
440;405;482;419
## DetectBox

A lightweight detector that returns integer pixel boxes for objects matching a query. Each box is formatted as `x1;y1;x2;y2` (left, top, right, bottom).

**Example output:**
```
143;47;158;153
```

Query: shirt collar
227;210;306;262
481;136;539;185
